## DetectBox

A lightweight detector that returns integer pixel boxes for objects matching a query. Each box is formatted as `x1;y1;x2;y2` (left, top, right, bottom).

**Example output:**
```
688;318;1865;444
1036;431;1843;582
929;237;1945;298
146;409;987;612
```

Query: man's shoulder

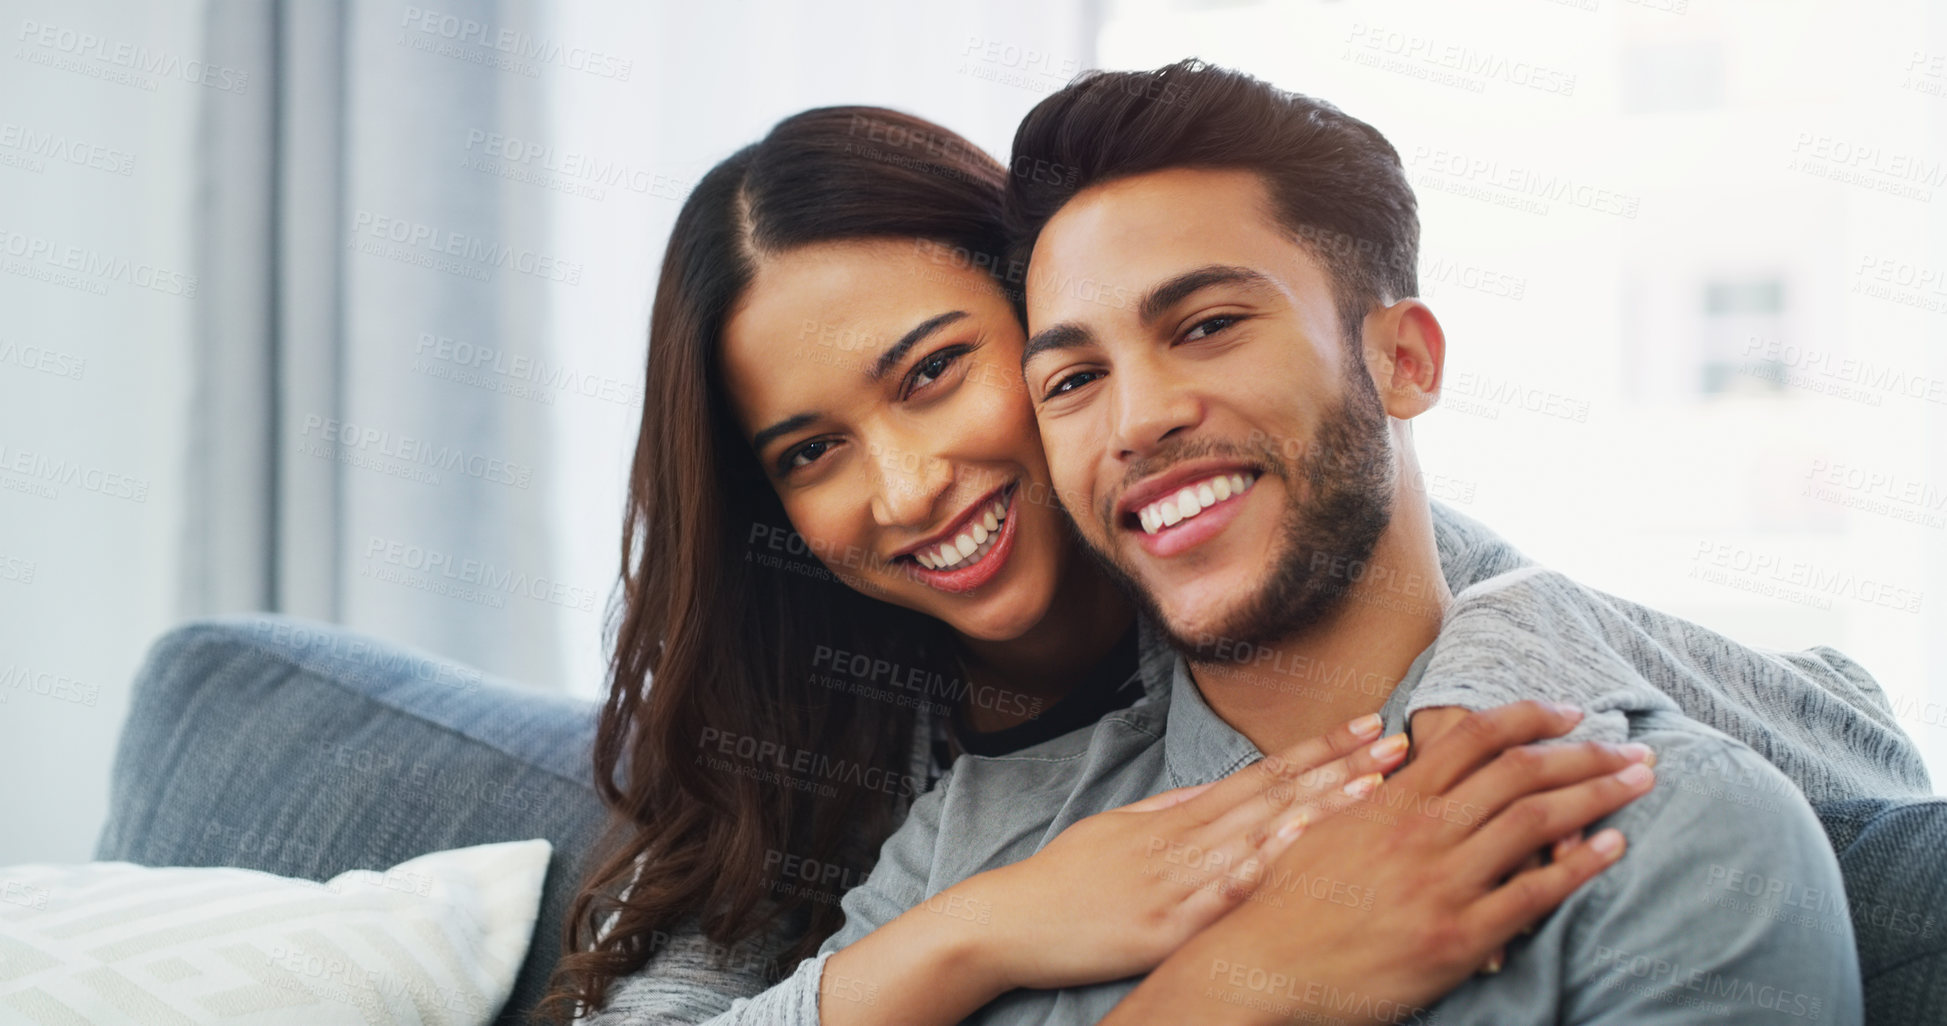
1539;714;1862;1022
1606;712;1817;839
1574;711;1839;927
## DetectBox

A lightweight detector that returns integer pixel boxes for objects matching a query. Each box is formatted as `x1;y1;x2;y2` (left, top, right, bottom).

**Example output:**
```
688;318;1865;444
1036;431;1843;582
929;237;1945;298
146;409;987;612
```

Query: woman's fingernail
1276;809;1313;842
1617;763;1655;789
1343;772;1381;798
1350;713;1385;739
1589;829;1625;857
1618;742;1654;765
1369;734;1409;761
1552;702;1584;721
1553;829;1583;861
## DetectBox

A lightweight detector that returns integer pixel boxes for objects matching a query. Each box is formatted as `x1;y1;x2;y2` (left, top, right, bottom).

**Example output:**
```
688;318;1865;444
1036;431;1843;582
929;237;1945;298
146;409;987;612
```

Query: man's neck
1190;494;1451;755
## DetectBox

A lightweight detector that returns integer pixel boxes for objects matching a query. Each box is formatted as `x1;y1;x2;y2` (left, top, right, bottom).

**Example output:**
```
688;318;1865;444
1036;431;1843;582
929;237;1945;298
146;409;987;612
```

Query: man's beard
1078;358;1397;656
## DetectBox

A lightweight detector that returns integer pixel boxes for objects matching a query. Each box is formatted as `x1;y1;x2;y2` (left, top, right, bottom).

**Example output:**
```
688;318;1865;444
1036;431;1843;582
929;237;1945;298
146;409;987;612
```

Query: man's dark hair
1003;58;1420;339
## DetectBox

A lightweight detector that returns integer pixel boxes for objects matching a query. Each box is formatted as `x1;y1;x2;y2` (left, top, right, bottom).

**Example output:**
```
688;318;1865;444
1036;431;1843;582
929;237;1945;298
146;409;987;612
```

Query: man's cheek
1032;430;1094;521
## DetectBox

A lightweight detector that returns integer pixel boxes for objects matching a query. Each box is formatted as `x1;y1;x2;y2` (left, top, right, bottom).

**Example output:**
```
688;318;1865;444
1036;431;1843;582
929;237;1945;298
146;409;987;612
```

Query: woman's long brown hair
533;107;1015;1022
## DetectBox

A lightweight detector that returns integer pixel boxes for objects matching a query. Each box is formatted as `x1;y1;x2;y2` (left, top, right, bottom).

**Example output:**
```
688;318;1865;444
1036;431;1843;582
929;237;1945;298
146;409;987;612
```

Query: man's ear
1361;299;1445;420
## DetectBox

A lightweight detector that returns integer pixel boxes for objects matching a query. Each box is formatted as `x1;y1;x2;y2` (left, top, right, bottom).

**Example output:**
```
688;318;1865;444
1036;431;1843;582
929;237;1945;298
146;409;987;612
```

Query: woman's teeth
1136;473;1256;535
915;496;1010;571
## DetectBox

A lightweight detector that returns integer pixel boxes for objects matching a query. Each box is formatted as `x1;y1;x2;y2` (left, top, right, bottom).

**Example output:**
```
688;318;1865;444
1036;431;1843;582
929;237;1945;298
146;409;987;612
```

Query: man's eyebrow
751;412;817;456
1022;323;1091;371
1022;265;1275;371
868;310;969;382
1138;265;1278;326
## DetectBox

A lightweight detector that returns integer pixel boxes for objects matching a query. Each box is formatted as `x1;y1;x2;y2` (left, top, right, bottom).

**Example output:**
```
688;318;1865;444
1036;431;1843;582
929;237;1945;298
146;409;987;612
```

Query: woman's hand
819;712;1413;1026
1102;700;1657;1026
955;712;1411;994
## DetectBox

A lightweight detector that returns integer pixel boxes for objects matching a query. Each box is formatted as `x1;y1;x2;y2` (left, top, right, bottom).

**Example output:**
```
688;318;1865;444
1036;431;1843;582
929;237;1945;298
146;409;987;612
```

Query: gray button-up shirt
705;621;1864;1025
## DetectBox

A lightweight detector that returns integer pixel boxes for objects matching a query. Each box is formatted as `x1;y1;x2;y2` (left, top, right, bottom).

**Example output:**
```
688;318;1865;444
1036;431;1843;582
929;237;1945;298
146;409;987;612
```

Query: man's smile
1115;460;1264;560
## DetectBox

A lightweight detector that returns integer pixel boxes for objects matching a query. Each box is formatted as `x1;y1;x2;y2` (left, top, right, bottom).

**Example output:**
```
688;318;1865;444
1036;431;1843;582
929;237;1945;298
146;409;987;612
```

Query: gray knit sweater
573;501;1930;1025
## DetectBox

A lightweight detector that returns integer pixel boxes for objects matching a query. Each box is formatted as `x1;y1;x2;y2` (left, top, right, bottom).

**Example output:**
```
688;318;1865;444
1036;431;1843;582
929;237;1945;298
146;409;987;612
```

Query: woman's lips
906;484;1019;593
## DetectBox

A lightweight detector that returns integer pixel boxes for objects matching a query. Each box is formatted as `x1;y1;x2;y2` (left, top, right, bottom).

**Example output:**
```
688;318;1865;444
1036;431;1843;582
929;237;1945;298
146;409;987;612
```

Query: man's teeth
1136;473;1256;535
915;496;1011;570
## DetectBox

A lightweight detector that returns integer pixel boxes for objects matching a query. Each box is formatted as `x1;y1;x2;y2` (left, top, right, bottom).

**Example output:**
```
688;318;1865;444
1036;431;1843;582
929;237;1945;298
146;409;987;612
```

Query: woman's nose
868;442;954;529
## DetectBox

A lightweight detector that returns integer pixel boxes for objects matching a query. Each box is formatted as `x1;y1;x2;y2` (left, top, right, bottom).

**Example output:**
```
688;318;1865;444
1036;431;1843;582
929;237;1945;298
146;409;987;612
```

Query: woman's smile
897;481;1019;592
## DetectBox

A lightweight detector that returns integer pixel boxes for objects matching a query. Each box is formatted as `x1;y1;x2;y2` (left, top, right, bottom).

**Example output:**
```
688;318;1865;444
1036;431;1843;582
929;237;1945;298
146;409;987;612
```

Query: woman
536;104;1916;1025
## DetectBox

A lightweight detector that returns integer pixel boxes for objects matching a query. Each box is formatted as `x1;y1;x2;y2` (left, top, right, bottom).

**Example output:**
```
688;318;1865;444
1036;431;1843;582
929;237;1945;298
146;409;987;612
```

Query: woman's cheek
962;360;1037;439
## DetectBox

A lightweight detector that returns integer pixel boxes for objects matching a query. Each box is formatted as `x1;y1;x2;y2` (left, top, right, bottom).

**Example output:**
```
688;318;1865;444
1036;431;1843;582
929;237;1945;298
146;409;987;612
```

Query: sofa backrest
98;615;1947;1024
96;615;610;1026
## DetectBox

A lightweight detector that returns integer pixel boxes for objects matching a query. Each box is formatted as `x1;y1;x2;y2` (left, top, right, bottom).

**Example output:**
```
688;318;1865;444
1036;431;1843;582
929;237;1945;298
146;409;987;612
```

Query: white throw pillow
0;838;551;1026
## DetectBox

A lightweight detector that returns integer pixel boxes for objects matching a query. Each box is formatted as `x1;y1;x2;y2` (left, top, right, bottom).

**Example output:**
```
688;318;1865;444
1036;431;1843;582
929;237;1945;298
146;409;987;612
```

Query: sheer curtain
183;0;564;688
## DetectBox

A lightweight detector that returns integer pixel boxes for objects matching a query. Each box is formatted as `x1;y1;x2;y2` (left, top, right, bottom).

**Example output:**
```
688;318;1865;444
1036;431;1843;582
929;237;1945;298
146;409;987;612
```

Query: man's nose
1109;354;1202;461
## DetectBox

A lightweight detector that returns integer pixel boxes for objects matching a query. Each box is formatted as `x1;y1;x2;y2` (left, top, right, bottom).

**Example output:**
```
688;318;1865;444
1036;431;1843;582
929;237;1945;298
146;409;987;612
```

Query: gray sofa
96;614;1947;1025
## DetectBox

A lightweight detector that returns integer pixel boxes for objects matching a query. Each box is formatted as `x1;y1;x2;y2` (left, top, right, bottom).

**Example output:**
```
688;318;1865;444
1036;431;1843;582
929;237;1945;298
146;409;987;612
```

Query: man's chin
1136;571;1269;653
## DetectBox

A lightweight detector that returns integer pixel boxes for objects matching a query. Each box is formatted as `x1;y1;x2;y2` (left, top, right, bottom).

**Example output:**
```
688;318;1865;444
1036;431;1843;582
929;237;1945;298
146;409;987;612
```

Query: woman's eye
905;346;969;396
1045;370;1102;399
784;438;833;471
1183;315;1239;343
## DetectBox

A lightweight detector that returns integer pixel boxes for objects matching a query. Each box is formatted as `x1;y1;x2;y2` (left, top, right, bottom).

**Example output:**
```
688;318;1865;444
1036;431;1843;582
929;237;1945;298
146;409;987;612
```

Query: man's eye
1045;370;1102;400
1183;315;1240;343
783;438;834;471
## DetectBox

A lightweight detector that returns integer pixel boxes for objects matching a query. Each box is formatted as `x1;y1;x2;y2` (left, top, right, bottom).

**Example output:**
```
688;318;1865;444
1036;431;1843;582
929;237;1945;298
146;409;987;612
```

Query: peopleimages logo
13;18;250;93
0;226;197;297
347;210;583;285
398;6;632;80
460;130;689;200
0;122;135;176
412;332;643;409
360;537;598;613
298;414;533;489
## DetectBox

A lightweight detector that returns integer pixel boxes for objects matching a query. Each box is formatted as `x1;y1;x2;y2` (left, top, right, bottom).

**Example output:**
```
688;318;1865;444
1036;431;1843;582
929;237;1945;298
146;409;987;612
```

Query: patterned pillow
0;839;550;1025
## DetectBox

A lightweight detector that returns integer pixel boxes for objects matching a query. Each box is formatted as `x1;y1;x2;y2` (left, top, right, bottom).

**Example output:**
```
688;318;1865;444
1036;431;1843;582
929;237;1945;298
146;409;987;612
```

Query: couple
541;60;1929;1025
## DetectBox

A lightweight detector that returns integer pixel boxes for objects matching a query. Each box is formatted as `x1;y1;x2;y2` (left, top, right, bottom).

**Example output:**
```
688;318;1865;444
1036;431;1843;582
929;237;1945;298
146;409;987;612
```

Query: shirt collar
1158;634;1441;788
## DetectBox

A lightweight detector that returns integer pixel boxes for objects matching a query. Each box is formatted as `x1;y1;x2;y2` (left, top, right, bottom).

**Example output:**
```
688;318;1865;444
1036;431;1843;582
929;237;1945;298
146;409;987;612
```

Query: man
700;61;1912;1025
1002;58;1865;1023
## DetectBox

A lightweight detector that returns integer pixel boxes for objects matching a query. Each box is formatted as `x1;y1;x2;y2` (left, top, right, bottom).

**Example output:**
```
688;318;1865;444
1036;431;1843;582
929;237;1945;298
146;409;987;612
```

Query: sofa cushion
93;615;609;1026
1815;797;1947;1024
1;839;551;1025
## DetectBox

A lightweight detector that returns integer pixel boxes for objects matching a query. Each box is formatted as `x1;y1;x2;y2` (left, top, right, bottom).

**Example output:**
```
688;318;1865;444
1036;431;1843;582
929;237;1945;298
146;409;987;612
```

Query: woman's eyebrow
867;310;969;381
751;411;818;455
